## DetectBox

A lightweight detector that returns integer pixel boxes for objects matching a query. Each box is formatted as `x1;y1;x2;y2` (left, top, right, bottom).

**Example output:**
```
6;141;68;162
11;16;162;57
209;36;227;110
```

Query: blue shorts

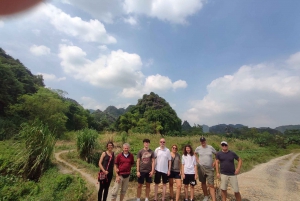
169;171;181;179
137;172;152;184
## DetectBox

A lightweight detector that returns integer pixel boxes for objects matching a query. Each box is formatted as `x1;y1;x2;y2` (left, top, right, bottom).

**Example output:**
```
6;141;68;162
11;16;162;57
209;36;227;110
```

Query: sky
1;0;300;128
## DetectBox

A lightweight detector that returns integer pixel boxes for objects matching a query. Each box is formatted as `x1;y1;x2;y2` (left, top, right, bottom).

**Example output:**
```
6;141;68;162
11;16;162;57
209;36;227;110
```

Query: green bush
15;120;56;181
76;128;98;161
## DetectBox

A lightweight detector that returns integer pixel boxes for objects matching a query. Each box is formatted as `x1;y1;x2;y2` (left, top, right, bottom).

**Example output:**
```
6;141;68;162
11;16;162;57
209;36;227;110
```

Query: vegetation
1;47;300;200
116;92;182;135
16;120;56;181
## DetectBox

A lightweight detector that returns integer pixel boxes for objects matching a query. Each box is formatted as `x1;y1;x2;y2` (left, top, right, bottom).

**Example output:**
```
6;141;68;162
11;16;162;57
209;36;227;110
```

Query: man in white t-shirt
154;138;171;201
195;137;217;201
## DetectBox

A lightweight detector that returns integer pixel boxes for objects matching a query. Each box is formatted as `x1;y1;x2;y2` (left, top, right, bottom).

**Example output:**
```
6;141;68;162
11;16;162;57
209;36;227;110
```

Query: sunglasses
172;147;177;149
221;144;228;147
160;141;165;143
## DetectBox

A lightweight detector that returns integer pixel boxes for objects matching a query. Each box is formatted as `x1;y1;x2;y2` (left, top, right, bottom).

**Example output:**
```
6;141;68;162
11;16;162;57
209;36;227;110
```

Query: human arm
215;158;220;179
150;157;155;177
235;158;242;175
167;159;171;176
114;163;121;183
98;152;109;175
136;158;141;177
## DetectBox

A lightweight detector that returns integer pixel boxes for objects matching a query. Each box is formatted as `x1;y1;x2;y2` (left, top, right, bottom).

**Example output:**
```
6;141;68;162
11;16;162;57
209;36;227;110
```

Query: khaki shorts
111;175;130;199
197;164;214;185
220;174;239;193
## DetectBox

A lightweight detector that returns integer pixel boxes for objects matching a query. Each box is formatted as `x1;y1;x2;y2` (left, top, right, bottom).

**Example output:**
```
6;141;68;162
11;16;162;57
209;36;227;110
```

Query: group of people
98;137;242;201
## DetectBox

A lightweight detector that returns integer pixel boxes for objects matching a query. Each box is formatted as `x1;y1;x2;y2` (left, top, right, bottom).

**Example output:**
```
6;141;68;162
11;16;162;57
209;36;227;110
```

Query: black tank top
101;151;114;173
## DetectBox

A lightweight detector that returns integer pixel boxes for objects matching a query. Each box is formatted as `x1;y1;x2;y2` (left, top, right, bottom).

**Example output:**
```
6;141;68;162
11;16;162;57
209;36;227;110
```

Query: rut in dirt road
54;150;99;190
238;153;300;201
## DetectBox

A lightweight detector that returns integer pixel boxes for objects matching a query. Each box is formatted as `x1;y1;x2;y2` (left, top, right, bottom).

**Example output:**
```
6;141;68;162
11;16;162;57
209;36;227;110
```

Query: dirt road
55;150;300;201
238;153;300;201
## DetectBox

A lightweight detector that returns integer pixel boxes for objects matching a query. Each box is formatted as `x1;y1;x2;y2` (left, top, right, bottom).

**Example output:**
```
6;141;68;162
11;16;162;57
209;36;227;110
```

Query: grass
0;140;91;201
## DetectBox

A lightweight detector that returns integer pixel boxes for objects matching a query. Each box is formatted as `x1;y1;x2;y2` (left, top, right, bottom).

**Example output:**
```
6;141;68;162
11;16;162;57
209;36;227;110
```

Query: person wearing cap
195;137;217;201
154;138;172;201
215;141;242;201
136;139;155;201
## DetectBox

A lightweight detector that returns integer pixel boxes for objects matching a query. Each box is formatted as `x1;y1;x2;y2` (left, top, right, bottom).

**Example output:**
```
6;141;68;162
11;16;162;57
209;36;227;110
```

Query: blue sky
1;0;300;128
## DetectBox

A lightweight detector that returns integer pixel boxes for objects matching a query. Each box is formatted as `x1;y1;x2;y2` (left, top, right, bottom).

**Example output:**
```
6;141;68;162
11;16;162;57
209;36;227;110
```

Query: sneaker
137;198;140;201
184;199;188;201
145;198;149;201
203;196;209;201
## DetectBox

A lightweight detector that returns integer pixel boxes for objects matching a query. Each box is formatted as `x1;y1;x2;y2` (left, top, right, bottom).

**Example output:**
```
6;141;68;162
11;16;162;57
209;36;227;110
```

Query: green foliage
116;92;182;135
10;88;68;137
16;120;56;181
121;131;128;144
0;168;88;201
76;128;98;161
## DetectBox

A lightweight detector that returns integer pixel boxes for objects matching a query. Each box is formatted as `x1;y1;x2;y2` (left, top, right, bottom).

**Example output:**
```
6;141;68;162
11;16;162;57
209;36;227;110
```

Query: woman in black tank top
98;141;115;201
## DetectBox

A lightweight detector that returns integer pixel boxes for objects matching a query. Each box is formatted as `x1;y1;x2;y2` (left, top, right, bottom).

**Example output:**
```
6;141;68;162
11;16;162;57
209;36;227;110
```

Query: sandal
170;198;174;201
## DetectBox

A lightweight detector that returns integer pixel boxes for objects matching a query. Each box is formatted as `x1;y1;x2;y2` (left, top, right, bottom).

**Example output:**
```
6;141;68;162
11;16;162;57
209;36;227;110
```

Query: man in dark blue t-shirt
216;141;242;201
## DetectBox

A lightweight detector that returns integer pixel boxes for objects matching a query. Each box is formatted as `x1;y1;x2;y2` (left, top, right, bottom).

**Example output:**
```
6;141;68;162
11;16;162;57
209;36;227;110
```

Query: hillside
275;125;300;133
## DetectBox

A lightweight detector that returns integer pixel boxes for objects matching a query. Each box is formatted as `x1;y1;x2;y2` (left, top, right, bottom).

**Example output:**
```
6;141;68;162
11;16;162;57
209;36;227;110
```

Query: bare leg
235;192;242;201
175;179;182;201
146;183;151;199
221;190;227;201
137;183;142;199
184;185;188;199
120;194;125;201
162;184;167;200
202;182;209;196
154;184;158;200
169;178;174;199
209;184;216;201
190;185;194;200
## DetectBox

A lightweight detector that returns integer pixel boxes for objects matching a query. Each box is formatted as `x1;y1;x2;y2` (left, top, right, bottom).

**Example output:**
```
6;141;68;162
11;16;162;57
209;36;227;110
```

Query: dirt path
238;153;300;201
55;150;300;201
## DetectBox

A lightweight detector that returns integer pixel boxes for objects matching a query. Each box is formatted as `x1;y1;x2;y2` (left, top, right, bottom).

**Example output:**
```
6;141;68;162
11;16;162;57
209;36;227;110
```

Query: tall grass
76;128;98;161
16;119;56;181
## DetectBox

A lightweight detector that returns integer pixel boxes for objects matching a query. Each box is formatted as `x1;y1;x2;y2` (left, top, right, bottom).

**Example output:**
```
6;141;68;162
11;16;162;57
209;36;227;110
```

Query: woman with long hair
98;141;115;201
182;145;198;201
169;144;182;201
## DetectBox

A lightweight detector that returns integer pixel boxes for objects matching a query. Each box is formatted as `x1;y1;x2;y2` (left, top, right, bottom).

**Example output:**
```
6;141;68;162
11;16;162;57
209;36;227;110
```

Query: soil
55;150;300;201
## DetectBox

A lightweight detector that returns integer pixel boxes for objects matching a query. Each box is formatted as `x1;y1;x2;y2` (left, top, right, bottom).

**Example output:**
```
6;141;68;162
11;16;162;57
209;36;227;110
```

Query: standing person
215;141;242;201
168;144;182;201
182;144;197;201
136;139;155;201
195;137;217;201
154;138;172;201
111;143;135;201
98;142;115;201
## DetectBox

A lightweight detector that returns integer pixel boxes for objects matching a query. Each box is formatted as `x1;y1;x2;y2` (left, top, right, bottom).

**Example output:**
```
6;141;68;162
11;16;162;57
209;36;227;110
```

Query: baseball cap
221;141;228;145
200;137;206;142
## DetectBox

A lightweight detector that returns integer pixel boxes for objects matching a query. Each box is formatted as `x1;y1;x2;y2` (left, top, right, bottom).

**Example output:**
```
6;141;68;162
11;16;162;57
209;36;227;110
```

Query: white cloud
65;0;204;24
183;53;300;128
0;20;4;27
29;45;51;56
80;96;106;110
123;16;137;25
58;45;143;88
98;45;108;51
173;80;188;90
62;0;124;24
286;51;300;70
32;29;40;35
38;72;66;82
123;0;204;24
42;4;116;44
120;74;187;98
144;58;154;67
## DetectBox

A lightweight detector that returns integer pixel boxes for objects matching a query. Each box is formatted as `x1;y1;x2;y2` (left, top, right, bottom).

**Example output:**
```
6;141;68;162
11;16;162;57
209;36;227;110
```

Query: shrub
15;119;56;181
76;128;98;161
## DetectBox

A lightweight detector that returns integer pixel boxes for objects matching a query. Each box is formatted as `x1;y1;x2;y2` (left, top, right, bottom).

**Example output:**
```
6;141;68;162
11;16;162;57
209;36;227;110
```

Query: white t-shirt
154;147;171;174
182;154;197;174
195;145;216;169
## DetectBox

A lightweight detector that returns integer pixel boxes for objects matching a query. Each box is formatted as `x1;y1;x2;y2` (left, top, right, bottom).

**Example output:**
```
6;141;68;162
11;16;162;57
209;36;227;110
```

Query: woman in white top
182;145;198;201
